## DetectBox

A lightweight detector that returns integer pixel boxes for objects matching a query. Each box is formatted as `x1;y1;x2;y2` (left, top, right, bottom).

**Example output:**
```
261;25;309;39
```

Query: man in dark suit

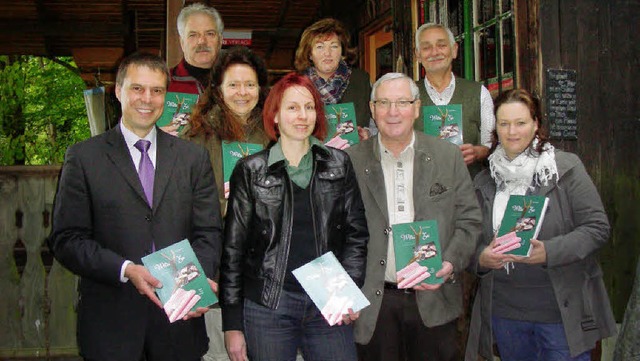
49;52;222;361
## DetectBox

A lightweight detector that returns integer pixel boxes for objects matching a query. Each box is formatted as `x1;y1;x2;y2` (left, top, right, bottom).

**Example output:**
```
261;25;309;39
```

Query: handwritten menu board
546;69;577;140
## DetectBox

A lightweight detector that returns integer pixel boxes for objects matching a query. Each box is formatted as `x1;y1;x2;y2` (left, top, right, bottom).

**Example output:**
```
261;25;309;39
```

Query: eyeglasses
372;99;417;109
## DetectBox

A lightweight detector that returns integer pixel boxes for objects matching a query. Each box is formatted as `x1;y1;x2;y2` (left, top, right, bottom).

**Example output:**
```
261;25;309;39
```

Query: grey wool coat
346;131;482;345
465;150;617;360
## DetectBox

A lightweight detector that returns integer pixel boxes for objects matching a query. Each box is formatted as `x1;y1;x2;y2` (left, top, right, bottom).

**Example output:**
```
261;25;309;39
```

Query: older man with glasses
346;72;482;361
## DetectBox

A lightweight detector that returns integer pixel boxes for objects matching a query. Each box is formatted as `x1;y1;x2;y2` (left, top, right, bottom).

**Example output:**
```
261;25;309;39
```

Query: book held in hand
141;239;217;323
221;141;264;199
292;251;370;326
324;102;359;149
392;220;444;287
156;92;199;131
422;104;463;145
493;195;550;257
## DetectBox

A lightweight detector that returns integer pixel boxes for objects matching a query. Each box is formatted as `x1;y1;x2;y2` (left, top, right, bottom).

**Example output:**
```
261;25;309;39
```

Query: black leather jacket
220;144;369;331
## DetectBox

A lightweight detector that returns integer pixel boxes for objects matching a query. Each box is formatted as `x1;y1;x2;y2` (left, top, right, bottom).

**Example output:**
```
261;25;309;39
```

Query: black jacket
220;144;369;331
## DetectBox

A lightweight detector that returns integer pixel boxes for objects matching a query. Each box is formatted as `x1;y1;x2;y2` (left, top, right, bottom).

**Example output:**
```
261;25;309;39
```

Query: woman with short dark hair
295;18;372;139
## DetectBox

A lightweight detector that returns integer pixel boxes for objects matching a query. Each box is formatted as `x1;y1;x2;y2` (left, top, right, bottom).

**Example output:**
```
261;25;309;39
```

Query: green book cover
392;220;443;286
496;195;550;257
221;141;263;198
157;92;199;130
324;102;359;147
422;104;463;145
141;239;217;323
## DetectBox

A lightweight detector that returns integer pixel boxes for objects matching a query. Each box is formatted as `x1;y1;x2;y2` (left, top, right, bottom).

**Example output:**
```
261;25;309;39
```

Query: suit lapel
105;127;149;206
364;139;389;223
412;136;436;219
153;129;178;213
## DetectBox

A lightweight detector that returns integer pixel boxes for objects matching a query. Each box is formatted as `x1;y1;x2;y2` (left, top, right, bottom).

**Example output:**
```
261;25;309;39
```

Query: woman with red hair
219;72;368;361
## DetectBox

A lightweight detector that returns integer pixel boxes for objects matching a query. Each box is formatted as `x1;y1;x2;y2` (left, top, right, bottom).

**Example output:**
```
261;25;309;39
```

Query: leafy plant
0;56;91;165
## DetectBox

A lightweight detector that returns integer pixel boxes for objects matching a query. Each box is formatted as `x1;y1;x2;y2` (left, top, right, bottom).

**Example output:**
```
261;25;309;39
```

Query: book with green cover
324;102;359;147
494;195;550;257
141;239;217;323
221;141;263;198
392;220;443;287
422;104;463;145
157;92;199;130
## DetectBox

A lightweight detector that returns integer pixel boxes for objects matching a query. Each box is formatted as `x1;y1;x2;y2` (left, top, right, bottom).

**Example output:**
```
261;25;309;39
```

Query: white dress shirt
379;132;416;282
118;122;158;282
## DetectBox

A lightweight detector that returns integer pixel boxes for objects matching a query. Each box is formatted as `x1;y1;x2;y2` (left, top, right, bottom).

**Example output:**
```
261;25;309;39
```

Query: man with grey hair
168;3;224;95
346;72;482;361
414;23;495;178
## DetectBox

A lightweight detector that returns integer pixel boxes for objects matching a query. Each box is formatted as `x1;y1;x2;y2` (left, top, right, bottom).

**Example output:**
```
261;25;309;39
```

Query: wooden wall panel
0;177;22;351
0;167;79;358
539;0;640;321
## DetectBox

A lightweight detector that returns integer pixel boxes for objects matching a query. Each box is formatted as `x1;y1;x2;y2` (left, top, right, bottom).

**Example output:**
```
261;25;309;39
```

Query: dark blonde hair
294;18;358;72
492;89;549;154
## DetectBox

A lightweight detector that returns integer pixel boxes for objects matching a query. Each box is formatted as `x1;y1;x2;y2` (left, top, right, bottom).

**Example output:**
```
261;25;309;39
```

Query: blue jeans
244;290;357;361
492;317;591;361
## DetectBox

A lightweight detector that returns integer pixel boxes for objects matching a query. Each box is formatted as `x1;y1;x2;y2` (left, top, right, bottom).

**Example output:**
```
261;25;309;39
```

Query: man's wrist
120;260;133;283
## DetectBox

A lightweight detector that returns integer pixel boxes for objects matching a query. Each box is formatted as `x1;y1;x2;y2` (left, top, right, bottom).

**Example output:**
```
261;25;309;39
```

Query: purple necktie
134;139;154;206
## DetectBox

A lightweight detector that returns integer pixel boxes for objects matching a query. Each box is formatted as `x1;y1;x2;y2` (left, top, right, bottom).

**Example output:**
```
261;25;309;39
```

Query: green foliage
0;56;91;165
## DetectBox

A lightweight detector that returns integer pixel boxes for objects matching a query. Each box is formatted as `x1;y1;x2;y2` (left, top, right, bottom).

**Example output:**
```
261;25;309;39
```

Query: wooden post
166;0;184;68
0;176;22;351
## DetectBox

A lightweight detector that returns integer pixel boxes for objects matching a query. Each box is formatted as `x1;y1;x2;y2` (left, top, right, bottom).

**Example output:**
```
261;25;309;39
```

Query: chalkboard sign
546;69;577;140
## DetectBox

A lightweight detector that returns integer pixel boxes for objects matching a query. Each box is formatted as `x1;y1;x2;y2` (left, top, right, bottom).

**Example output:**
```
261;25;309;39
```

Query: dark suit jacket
49;126;222;361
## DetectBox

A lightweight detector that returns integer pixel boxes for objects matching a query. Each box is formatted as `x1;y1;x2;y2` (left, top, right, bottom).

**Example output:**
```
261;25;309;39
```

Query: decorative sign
546;69;577;140
222;30;252;46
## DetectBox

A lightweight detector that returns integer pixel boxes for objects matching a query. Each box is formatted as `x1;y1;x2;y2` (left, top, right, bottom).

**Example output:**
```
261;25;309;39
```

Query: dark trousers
357;288;458;361
244;290;357;361
492;317;591;361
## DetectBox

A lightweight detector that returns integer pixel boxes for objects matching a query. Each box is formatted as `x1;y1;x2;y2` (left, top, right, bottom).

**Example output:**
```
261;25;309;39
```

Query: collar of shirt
424;72;456;105
120;122;157;169
267;136;327;189
377;131;416;162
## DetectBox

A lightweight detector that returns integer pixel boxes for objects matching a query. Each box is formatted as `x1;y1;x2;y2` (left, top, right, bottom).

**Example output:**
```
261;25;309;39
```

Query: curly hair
491;88;549;154
188;46;269;140
294;18;358;72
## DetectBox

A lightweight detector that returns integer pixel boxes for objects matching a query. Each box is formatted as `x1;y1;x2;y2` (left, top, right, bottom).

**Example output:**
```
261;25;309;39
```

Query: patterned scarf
488;138;558;193
305;60;352;104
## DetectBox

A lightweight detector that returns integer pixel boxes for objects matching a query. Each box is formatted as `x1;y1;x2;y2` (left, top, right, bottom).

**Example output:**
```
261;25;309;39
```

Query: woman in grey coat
465;89;616;361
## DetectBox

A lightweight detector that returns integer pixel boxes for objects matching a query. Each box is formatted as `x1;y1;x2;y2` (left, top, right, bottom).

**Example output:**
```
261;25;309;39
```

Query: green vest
415;76;483;177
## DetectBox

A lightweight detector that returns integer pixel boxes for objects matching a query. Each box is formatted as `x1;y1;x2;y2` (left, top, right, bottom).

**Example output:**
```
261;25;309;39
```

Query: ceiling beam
264;0;292;63
0;21;129;37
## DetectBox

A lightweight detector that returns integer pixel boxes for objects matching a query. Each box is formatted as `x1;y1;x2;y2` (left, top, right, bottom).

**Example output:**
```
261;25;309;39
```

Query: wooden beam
0;20;129;37
72;48;124;69
166;0;183;69
264;0;292;64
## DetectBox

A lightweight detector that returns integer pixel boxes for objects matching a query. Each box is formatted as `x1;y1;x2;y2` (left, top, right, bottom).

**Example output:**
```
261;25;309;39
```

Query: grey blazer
346;131;482;344
465;151;616;359
49;126;222;360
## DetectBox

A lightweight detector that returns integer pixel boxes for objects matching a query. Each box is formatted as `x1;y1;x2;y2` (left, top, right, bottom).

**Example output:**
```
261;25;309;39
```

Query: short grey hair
415;23;455;51
370;73;420;101
177;3;224;39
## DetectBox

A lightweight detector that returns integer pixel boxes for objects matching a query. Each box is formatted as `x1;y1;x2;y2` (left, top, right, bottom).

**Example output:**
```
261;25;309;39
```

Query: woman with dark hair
220;72;368;361
295;18;373;140
183;46;270;215
465;89;616;361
